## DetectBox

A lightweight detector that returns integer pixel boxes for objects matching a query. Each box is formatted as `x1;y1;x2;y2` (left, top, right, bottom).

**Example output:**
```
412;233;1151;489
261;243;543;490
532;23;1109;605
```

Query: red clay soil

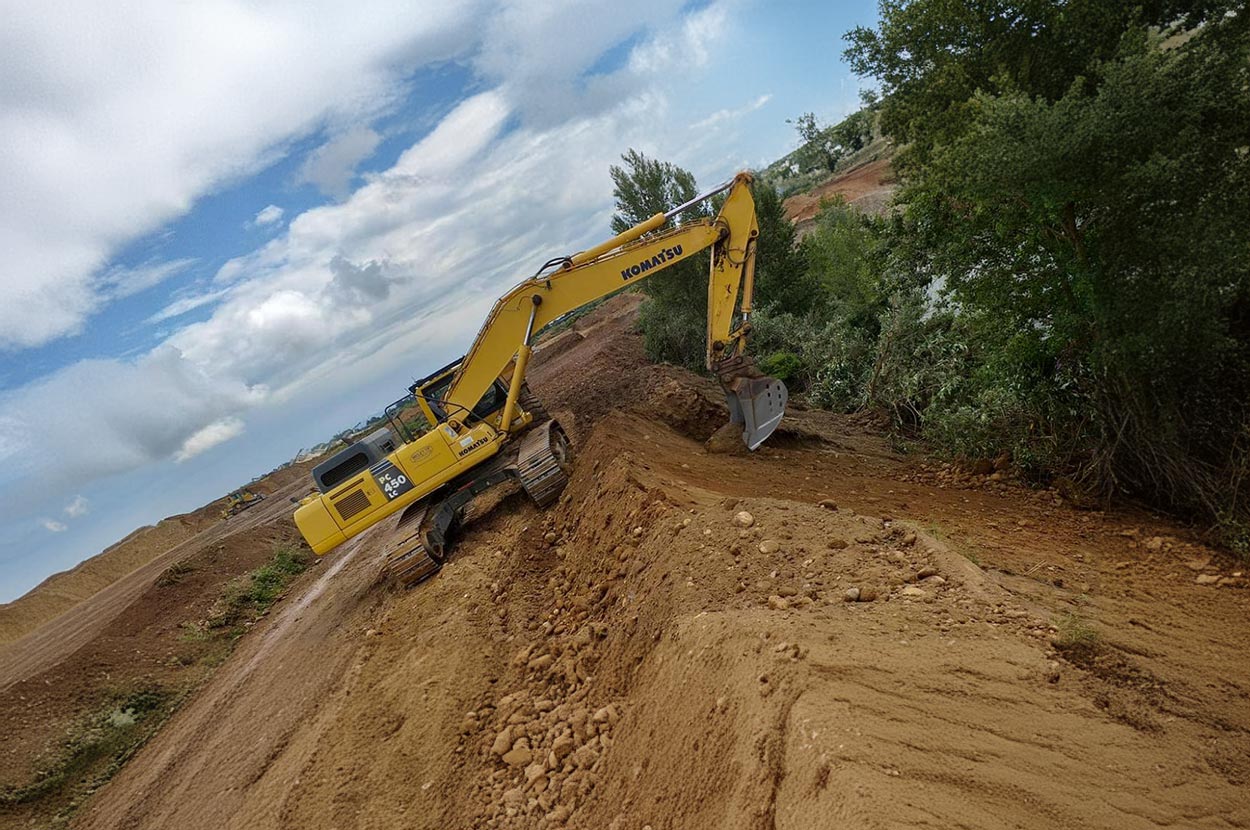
783;157;897;228
4;294;1248;830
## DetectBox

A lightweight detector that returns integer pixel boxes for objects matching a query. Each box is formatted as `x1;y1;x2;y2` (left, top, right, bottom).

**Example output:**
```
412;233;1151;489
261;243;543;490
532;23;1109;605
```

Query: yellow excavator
294;172;787;586
221;488;264;519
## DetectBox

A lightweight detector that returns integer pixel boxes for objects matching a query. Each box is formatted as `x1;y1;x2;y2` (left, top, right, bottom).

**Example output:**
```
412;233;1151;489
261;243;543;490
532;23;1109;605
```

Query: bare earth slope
63;296;1249;830
0;471;312;694
0;464;311;645
782;158;896;229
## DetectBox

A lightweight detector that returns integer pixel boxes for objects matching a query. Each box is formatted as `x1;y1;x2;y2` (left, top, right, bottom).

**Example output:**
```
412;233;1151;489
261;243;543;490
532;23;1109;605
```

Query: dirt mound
69;408;1250;830
0;516;307;826
0;516;210;644
0;462;314;645
9;292;1243;830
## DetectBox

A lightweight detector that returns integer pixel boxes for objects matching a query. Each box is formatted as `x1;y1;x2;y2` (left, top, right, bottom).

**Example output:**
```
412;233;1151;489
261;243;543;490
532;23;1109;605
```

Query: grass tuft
1052;612;1101;657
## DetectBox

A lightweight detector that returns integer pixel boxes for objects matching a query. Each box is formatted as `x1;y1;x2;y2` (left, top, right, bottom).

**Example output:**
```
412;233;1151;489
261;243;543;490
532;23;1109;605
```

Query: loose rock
759;539;781;555
734;511;755;528
502;747;532;767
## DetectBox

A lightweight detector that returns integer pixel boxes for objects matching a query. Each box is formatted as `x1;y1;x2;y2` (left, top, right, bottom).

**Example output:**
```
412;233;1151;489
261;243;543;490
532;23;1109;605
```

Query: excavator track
383;503;442;589
518;383;549;425
382;396;568;589
517;421;571;508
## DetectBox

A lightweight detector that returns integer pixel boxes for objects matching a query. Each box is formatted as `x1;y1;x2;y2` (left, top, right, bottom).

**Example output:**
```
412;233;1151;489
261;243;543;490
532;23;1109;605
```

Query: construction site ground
2;294;1248;830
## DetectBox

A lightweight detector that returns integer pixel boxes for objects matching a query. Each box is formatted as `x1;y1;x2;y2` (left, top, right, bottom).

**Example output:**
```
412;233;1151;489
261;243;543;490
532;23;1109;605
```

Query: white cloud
145;287;232;325
98;258;197;299
40;518;68;533
253;205;285;227
297;127;382;198
0;0;763;531
0;0;484;350
690;93;772;130
175;417;246;462
64;495;89;517
0;346;266;508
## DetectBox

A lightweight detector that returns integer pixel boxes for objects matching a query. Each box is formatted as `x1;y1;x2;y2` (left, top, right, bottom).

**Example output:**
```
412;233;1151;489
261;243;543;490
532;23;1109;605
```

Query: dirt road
9;296;1248;829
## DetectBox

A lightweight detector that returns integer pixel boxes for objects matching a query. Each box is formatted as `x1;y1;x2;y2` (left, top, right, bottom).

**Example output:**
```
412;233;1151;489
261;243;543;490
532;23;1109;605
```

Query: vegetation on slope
620;0;1250;551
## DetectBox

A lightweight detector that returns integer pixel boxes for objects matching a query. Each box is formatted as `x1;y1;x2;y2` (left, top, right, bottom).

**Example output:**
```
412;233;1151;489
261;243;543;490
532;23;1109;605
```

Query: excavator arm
445;171;786;449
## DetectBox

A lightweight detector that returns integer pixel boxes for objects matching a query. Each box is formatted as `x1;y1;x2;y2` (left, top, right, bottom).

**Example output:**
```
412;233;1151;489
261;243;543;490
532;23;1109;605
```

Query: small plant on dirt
155;560;194;587
0;686;173;816
207;544;308;629
1052;612;1100;658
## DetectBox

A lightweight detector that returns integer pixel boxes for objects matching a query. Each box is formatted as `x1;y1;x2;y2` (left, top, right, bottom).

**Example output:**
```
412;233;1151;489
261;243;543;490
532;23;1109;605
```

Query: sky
0;0;878;603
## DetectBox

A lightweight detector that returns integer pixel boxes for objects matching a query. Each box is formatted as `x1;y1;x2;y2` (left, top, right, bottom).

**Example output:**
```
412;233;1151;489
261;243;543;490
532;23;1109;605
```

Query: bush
208;544;308;629
757;352;804;384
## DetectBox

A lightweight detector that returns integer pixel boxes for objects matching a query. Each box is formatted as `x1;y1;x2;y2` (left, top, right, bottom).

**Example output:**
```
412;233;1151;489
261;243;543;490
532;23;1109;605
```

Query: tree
788;113;840;173
856;8;1250;530
610;150;709;369
843;0;1239;169
750;180;816;316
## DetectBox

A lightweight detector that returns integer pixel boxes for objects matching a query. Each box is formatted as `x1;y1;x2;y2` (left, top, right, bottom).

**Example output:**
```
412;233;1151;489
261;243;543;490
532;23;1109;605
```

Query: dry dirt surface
783;158;896;229
8;295;1249;829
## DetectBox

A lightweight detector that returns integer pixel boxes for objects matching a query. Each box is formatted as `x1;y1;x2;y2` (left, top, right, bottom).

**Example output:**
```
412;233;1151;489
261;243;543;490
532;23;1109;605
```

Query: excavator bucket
722;373;788;450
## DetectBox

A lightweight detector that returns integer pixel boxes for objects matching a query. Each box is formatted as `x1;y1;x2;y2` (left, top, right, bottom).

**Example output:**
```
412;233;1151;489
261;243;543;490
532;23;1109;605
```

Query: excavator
221;488;264;519
293;172;787;587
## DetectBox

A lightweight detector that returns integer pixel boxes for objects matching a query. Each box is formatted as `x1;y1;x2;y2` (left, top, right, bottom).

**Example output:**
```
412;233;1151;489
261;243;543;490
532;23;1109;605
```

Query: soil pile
72;407;1250;829
4;294;1247;830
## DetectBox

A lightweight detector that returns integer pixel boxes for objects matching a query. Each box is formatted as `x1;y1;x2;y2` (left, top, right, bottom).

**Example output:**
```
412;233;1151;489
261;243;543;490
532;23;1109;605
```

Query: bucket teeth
722;375;788;451
715;353;788;450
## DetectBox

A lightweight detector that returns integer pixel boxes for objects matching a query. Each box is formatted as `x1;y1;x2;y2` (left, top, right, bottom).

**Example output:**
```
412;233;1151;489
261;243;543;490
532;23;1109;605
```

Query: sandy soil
5;295;1248;830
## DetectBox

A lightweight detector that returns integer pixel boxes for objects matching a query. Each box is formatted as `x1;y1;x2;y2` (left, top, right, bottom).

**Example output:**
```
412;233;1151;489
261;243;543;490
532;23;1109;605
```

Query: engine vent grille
333;488;372;521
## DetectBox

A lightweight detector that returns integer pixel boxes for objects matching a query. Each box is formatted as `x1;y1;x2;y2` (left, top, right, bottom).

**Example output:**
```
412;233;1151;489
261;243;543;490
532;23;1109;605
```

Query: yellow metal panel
705;179;759;363
294;499;348;555
328;423;504;541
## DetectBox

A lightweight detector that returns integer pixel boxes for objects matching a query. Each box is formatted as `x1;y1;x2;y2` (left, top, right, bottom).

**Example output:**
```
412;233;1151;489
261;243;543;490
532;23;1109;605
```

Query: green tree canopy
610;150;709;369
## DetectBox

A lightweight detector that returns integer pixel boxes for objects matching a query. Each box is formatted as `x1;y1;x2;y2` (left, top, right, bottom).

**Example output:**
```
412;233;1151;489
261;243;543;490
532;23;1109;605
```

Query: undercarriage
382;412;571;588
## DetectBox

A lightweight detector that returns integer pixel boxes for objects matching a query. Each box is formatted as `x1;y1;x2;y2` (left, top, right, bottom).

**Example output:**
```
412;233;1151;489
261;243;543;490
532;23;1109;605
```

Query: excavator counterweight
294;172;787;586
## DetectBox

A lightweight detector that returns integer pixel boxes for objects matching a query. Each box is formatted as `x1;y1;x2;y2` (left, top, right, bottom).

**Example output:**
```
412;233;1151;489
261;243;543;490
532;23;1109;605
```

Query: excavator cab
396;357;529;436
